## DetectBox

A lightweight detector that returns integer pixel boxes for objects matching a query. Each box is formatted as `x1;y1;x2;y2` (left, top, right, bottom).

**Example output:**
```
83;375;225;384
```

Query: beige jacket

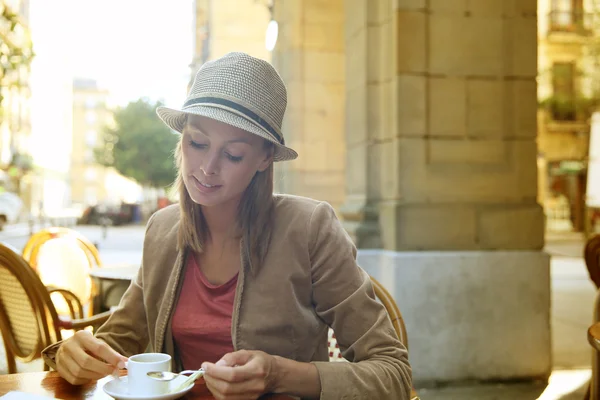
44;195;412;399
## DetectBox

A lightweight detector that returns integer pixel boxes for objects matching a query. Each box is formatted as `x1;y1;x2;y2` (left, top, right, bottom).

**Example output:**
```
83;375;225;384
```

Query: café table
89;264;140;314
0;371;294;399
588;321;600;400
88;265;140;281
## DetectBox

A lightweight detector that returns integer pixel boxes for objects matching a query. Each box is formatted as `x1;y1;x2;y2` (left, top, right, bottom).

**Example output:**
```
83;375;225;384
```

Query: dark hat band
183;96;283;144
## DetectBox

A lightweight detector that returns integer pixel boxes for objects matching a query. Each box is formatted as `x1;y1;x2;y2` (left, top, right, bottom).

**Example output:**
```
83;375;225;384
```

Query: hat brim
156;105;298;162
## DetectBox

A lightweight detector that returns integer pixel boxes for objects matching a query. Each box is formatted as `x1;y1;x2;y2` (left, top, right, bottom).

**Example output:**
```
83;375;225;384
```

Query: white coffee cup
126;353;172;396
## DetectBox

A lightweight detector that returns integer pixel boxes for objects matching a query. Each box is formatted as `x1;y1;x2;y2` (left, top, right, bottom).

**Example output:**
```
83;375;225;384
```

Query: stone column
190;0;271;79
190;0;210;79
209;0;271;61
272;0;347;211
338;0;389;248
345;0;551;384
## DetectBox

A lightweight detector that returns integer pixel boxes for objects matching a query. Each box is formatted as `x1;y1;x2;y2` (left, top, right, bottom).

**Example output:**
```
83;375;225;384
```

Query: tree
96;98;179;188
0;6;35;110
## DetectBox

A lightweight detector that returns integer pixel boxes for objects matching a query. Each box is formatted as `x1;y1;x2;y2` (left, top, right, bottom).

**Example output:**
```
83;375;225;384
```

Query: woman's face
181;115;272;208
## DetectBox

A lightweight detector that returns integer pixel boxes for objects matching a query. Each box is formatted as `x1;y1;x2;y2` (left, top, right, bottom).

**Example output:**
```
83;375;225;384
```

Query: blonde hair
172;130;275;269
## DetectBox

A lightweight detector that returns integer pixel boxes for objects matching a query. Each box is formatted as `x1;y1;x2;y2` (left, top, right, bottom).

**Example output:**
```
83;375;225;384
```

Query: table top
0;371;292;399
88;265;140;281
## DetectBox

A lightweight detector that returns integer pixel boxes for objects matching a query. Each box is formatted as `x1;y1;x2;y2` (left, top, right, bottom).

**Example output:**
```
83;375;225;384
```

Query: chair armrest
589;321;600;352
47;286;84;319
57;309;113;331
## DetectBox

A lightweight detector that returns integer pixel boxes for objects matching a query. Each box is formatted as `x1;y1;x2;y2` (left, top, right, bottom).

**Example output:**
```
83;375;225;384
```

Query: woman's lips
193;176;222;193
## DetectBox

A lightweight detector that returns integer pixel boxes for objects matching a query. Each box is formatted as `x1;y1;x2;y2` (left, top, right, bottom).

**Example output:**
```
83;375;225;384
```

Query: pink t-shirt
172;254;238;370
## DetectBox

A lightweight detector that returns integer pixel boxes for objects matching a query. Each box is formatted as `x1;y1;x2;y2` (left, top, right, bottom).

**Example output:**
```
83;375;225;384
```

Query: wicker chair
327;276;419;399
21;227;103;317
585;235;600;400
22;227;102;270
0;243;111;373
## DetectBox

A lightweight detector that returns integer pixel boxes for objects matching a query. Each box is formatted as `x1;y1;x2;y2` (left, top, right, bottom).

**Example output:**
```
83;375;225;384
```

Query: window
85;111;96;125
550;0;585;32
85;149;95;162
84;187;97;206
85;130;97;146
553;63;575;97
85;98;97;109
551;62;576;121
85;168;97;182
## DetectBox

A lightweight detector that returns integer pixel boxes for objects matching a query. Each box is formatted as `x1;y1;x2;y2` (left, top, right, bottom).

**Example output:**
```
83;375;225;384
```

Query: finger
203;367;267;397
68;344;117;377
203;363;256;383
55;341;91;385
205;377;262;400
58;335;119;379
56;355;89;386
219;350;253;367
56;352;101;385
76;333;127;368
202;351;256;382
60;354;107;383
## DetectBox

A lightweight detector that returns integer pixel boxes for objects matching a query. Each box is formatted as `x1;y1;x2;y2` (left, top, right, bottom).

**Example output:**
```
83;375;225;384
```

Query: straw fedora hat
156;52;297;162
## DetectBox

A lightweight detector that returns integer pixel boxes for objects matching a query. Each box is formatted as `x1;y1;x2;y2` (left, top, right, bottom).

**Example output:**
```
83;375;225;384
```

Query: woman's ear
257;145;274;172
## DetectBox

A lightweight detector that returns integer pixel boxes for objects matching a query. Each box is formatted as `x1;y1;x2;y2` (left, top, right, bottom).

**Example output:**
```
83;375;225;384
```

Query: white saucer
103;376;194;400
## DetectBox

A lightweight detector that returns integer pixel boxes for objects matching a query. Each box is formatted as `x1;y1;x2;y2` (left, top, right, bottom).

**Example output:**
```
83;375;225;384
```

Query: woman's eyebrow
226;138;251;144
184;126;208;136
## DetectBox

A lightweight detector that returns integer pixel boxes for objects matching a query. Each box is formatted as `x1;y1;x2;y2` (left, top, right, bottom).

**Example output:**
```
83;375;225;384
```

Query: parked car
78;202;141;226
0;192;23;230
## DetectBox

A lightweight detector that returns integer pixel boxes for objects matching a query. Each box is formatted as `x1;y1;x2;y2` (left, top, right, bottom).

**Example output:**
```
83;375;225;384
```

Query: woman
43;52;412;399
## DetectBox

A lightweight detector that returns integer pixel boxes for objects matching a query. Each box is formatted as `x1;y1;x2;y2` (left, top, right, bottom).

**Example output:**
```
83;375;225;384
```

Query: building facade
537;0;598;232
71;79;141;210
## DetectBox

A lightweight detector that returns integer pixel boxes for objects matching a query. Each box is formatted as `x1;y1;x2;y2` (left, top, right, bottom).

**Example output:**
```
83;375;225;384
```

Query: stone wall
272;0;346;211
273;0;550;384
343;0;544;251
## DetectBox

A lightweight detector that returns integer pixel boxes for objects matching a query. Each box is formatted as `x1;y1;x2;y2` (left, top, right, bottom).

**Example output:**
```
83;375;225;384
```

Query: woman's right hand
56;330;128;385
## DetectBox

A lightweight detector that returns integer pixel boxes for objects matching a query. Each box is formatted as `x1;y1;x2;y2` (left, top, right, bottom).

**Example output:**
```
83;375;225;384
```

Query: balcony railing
548;10;593;34
539;95;597;123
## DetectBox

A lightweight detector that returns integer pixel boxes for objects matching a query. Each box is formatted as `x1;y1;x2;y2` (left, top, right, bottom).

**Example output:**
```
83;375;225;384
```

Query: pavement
0;224;595;399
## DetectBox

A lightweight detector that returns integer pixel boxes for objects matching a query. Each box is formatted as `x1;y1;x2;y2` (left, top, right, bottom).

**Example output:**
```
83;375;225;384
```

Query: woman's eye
189;140;207;149
226;153;243;163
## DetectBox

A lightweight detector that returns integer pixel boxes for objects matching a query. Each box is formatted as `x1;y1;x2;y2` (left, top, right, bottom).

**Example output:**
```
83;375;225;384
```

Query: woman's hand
56;330;128;385
201;350;278;400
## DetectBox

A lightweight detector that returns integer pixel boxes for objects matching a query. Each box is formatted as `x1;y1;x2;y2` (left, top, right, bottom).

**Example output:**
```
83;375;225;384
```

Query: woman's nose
201;152;219;176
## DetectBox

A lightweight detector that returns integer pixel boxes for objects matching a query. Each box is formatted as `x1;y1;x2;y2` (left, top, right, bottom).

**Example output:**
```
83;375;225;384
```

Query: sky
26;0;194;181
31;0;194;108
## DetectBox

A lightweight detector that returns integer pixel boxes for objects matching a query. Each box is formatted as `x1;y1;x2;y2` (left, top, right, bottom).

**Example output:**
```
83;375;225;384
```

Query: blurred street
0;222;144;265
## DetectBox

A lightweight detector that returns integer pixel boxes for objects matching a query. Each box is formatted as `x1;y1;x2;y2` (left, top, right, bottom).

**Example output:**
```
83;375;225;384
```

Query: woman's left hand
201;350;278;400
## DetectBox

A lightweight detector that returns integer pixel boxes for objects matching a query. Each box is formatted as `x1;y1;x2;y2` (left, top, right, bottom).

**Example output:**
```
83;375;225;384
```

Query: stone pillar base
357;250;551;385
340;195;382;248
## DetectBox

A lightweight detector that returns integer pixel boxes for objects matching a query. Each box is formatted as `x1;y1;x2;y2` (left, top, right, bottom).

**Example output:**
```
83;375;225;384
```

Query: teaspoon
146;369;202;381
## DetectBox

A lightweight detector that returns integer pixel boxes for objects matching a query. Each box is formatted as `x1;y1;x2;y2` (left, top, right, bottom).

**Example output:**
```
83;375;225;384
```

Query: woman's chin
190;195;219;207
190;189;237;208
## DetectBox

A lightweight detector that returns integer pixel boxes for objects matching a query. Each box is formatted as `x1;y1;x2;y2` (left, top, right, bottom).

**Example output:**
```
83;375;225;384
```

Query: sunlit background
23;0;193;217
0;0;599;399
